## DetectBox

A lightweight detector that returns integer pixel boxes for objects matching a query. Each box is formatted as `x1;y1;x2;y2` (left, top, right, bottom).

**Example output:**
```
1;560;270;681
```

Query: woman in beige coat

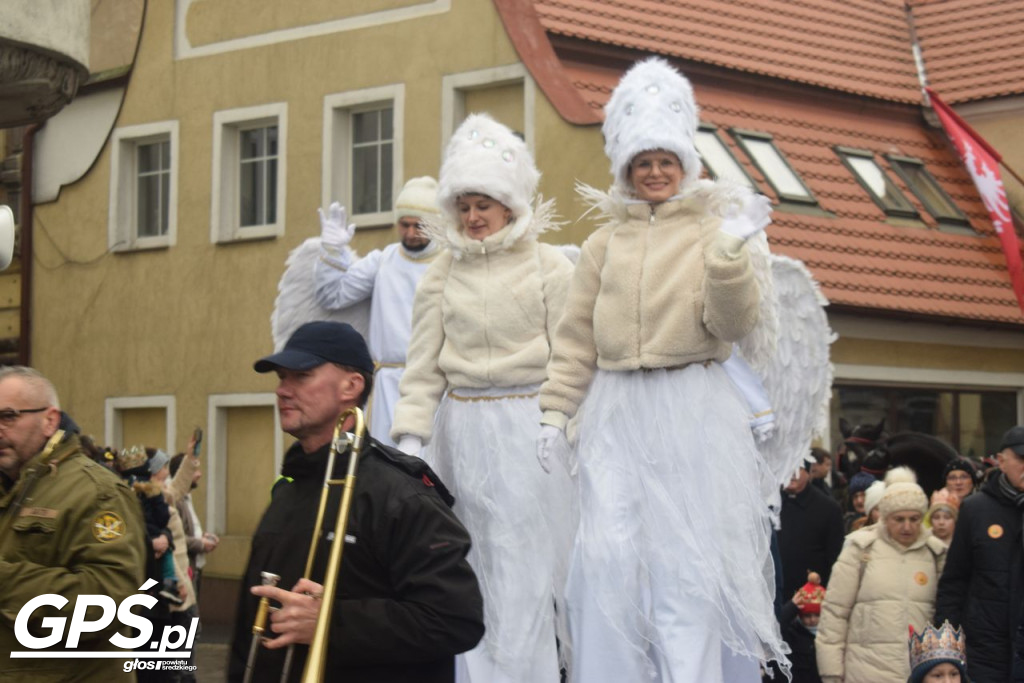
817;468;948;683
391;113;575;683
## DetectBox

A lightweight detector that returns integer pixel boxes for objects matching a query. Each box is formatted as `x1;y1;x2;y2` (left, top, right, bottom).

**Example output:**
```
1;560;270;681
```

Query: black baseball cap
999;426;1024;457
254;321;374;375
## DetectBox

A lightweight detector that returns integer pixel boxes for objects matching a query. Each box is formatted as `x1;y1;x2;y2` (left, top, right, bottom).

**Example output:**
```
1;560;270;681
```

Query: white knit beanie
879;466;928;519
863;480;885;519
602;57;702;196
437;113;539;224
394;176;440;223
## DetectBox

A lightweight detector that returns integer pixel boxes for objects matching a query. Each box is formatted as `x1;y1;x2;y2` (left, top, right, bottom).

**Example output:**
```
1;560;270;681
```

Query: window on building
836;147;918;218
696;126;755;189
239;125;278;227
136;140;171;237
109;121;179;251
831;384;1018;459
323;85;404;227
886;155;971;230
351;107;393;216
212;103;287;243
732;129;815;203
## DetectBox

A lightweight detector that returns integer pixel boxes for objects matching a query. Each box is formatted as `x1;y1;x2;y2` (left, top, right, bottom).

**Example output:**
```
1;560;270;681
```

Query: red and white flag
926;87;1024;315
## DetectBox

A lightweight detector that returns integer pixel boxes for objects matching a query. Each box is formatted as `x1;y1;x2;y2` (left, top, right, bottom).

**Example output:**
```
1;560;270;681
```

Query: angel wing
741;253;835;518
270;237;371;351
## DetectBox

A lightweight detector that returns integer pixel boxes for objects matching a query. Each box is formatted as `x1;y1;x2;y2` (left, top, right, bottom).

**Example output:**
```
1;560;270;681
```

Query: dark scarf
996;471;1024;509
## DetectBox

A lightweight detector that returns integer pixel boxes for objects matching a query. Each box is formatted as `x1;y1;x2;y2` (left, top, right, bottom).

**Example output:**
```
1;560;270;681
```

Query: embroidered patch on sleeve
92;511;126;542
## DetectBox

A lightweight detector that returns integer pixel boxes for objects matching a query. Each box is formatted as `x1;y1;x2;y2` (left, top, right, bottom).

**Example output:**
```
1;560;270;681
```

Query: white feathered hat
603;57;702;195
437;113;539;224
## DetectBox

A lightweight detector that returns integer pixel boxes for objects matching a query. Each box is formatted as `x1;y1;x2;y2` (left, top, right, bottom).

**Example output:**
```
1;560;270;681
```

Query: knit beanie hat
878;466;928;520
602;57;702;196
394;176;440;223
437;113;539;224
147;448;170;476
943;458;977;482
926;487;961;524
848;471;877;496
795;572;826;616
863;480;885;519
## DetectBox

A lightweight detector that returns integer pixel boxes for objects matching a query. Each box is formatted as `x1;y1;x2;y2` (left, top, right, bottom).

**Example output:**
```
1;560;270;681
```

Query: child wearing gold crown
908;621;969;682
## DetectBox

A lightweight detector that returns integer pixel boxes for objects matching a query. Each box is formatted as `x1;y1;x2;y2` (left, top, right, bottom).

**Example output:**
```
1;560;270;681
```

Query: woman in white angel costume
537;58;800;682
391;113;576;683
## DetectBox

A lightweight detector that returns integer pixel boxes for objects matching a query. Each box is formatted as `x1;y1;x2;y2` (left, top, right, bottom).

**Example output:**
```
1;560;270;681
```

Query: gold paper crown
908;621;966;673
115;445;148;472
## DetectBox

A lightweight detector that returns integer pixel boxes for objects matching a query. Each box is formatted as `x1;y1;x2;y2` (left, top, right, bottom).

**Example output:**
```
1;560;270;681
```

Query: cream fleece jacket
539;194;760;423
391;212;574;442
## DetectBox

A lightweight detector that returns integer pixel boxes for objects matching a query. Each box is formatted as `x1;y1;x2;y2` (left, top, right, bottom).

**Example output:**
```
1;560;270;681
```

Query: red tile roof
491;0;1024;325
534;0;924;103
910;0;1024;103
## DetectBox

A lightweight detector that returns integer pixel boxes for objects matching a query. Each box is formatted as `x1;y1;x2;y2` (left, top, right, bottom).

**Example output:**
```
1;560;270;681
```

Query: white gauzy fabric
424;384;575;683
567;366;787;683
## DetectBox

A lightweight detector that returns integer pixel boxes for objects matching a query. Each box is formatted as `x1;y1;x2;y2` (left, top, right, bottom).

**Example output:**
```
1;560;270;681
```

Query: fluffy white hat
394;176;440;223
863;480;886;519
602;57;702;195
437;113;539;224
879;466;928;519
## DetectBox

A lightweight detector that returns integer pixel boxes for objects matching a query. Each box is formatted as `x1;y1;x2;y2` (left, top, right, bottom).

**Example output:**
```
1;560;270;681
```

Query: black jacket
778;483;845;598
779;601;822;683
935;472;1024;683
229;437;484;683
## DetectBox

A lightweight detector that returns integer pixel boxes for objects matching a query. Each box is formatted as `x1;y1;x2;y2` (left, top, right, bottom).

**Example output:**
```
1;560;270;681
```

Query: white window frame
205;393;282;535
211;103;288;243
440;63;535;155
322;85;405;228
104;395;177;452
108;121;179;252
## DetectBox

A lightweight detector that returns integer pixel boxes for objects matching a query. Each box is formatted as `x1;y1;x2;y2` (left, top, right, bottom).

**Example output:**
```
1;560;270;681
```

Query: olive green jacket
0;432;146;682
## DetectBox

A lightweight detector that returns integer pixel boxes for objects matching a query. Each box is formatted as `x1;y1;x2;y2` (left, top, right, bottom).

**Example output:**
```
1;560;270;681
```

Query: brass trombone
243;406;366;683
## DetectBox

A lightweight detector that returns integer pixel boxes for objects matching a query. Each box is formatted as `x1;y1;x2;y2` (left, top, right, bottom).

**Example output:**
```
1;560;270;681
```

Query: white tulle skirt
424;384;575;683
567;364;789;683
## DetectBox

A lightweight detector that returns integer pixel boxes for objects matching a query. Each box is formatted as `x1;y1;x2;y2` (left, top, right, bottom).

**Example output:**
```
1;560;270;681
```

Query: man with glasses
936;426;1024;682
0;366;145;680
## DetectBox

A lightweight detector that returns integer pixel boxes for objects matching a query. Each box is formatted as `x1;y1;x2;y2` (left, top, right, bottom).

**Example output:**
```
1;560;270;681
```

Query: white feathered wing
737;254;836;519
270;238;371;351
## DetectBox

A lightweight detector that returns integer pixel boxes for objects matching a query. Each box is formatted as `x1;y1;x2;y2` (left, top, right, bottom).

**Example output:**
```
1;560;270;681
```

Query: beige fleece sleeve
702;231;760;342
538;244;576;346
166;452;197;506
390;255;452;443
816;536;865;679
539;233;607;420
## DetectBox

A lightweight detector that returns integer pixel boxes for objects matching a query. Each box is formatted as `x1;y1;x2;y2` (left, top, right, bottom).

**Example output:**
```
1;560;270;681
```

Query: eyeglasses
0;407;49;426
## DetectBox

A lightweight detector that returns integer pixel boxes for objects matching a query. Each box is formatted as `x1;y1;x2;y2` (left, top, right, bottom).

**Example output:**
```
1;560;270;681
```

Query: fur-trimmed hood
420;197;561;259
575;178;755;227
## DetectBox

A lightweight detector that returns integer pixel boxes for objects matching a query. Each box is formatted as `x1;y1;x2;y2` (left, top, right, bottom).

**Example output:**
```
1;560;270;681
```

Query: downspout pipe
19;123;39;366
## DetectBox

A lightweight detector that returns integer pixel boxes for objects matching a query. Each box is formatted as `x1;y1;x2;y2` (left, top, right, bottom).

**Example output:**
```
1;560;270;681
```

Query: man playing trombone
228;321;484;683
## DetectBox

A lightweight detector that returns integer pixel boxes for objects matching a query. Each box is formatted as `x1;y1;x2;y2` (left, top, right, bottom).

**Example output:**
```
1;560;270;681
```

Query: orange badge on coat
989;524;1004;539
914;571;928;586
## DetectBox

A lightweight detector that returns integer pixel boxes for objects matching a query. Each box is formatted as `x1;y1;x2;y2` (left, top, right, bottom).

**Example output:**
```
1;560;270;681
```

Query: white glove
752;420;776;444
719;193;771;241
396;435;422;458
318;202;356;248
537;425;574;475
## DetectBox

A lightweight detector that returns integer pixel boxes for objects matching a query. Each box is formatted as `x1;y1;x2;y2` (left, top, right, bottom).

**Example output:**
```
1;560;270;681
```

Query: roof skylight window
732;129;815;204
695;126;755;189
836;147;918;218
887;155;970;229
